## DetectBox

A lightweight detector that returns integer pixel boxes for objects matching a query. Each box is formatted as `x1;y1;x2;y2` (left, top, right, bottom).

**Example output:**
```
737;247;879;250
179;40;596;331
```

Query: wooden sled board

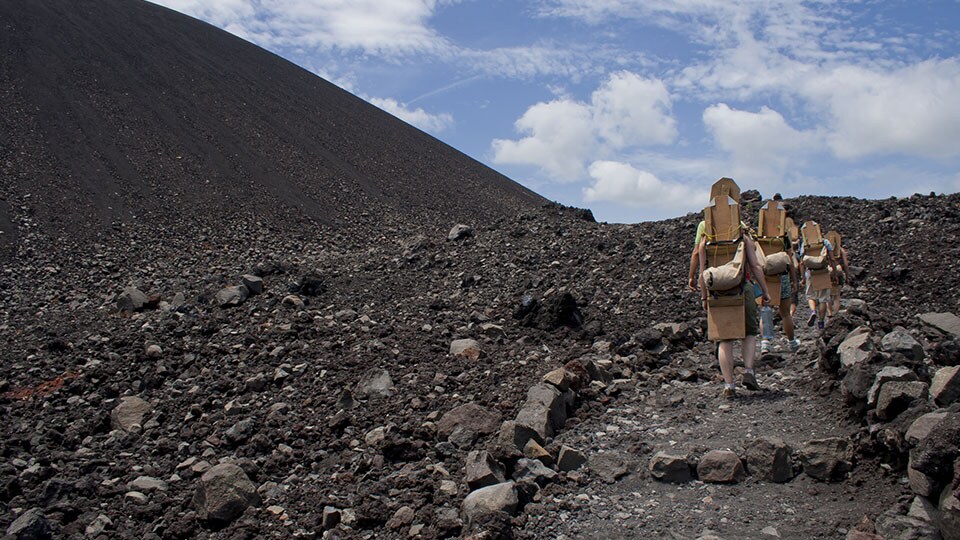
710;177;741;203
810;269;832;291
708;295;745;341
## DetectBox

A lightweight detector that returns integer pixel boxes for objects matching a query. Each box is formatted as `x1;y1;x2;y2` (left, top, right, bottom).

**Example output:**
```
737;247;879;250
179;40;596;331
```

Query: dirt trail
519;302;905;540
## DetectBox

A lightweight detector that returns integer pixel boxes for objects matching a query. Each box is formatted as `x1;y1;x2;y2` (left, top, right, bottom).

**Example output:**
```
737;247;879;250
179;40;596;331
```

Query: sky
149;0;960;223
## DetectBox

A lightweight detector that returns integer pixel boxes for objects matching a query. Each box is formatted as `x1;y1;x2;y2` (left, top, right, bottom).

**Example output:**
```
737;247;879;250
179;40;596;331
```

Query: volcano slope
1;191;959;540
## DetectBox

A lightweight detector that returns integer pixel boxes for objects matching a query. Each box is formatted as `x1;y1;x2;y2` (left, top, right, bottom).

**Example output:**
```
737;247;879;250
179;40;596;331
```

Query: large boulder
515;383;566;440
919;312;960;338
461;482;518;522
801;438;853;481
192;463;261;524
5;508;53;540
110;396;153;432
465;451;506;490
436;403;501;440
839;330;874;369
875;381;929;421
867;366;918;407
941;481;960;540
697;450;746;483
931;366;960;406
746;437;795;483
880;327;924;361
910;413;960;495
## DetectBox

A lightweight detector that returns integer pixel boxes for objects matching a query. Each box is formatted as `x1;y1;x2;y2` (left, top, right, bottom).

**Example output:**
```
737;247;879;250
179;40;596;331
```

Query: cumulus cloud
491;99;595;181
368;97;453;134
803;59;960;160
583;161;709;212
491;71;676;181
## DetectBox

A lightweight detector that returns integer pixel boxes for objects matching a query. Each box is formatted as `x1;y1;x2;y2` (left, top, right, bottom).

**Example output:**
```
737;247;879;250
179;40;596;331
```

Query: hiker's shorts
745;282;759;336
807;286;830;303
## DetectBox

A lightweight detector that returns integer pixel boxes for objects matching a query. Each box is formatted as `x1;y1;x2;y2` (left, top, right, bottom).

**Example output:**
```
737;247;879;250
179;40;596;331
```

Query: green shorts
745;282;759;336
780;273;792;301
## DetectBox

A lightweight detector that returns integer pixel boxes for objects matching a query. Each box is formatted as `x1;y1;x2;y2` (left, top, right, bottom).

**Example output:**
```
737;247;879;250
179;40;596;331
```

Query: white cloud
491;71;676;181
491;99;595;181
804;59;960;160
583;161;709;212
368;97;453;133
150;0;452;56
703;103;819;180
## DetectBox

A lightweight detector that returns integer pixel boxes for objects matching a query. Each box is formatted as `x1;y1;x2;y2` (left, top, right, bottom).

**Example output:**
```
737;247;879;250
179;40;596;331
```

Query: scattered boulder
839;330;874;369
941;484;960;540
512;458;557;486
557;445;587;472
5;508;53;540
240;274;263;295
880;327;924;361
437;403;501;440
110;396;152;432
522;439;554;466
931;366;960;406
867;366;918;407
876;381;929;420
746;437;795;483
588;451;631;483
461;482;518;522
116;286;148;313
450;338;483;360
192;463;261;524
649;452;692;483
281;294;304;307
354;368;394;399
875;503;941;540
906;412;949;446
515;383;566;440
215;285;249;307
496;420;543;452
697;450;746;484
543;367;578;392
801;438;854;481
448;224;473;241
910;413;960;494
465;451;507;490
919;312;960;338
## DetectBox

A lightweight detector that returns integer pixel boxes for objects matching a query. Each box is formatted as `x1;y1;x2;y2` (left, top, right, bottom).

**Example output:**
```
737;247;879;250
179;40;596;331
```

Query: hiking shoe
788;338;801;352
817;319;825;330
806;313;817;327
760;340;771;354
741;371;760;391
722;387;737;399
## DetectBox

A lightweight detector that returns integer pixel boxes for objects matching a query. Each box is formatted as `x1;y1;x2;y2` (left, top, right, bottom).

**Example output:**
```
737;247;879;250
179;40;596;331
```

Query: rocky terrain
3;1;960;539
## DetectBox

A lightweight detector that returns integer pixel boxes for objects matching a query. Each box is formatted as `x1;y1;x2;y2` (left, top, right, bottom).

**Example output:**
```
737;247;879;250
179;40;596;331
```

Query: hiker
755;197;800;353
825;230;851;316
798;221;838;329
697;178;770;398
687;220;706;292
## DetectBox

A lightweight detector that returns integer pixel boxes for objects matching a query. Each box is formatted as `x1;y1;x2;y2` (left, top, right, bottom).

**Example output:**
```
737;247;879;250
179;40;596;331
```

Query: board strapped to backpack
702;178;745;341
801;221;832;291
755;200;791;306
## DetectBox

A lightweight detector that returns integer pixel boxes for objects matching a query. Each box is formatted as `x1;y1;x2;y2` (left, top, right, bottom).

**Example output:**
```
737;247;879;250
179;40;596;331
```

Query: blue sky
150;0;960;223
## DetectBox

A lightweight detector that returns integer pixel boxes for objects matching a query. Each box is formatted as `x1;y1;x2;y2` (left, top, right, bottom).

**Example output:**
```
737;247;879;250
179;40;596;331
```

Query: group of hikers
688;178;851;398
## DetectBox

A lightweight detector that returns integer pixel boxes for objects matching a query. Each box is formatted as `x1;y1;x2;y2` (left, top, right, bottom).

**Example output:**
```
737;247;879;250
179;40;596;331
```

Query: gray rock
876;504;942;540
843;363;878;404
515;383;565;440
5;508;52;540
868;366;918;406
523;439;554;466
908;495;940;524
110;396;152;432
448;224;473;241
931;366;960;407
881;327;925;361
192;463;261;524
801;438;853;481
281;294;304;307
839;330;874;369
908;460;939;497
911;413;960;490
557;445;587;472
907;412;949;446
465;451;506;490
497;420;543;451
697;450;746;483
224;418;256;445
354;368;394;399
649;451;692;483
216;285;249;307
461;482;518;521
876;381;929;420
919;312;960;338
321;506;341;529
512;458;557;486
588;451;631;483
84;514;112;537
746;437;795;483
240;274;264;295
941;485;960;540
436;402;501;440
127;476;168;493
542;367;578;391
449;338;482;360
116;286;148;313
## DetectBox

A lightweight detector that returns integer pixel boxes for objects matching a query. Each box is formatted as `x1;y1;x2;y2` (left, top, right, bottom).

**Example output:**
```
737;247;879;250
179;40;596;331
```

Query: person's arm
688;247;699;292
744;236;771;303
697;238;708;310
841;247;850;279
788;250;798;292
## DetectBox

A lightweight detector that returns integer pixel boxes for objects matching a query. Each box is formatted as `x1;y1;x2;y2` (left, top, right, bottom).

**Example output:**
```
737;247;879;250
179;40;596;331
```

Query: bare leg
718;341;735;385
817;296;829;321
780;301;794;340
743;335;757;370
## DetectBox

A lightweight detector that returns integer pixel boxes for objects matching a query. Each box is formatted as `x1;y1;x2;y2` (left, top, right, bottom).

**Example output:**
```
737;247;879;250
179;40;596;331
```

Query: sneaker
722;387;737;399
817;319;825;330
788;338;801;352
741;371;760;391
760;340;771;354
807;312;817;327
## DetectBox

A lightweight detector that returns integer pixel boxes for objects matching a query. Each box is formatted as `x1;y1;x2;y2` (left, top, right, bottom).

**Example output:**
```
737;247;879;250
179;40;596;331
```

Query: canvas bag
703;241;745;291
803;245;829;270
763;251;792;275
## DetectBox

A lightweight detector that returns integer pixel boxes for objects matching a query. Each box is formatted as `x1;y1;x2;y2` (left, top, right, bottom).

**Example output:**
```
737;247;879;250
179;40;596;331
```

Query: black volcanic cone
0;0;546;254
